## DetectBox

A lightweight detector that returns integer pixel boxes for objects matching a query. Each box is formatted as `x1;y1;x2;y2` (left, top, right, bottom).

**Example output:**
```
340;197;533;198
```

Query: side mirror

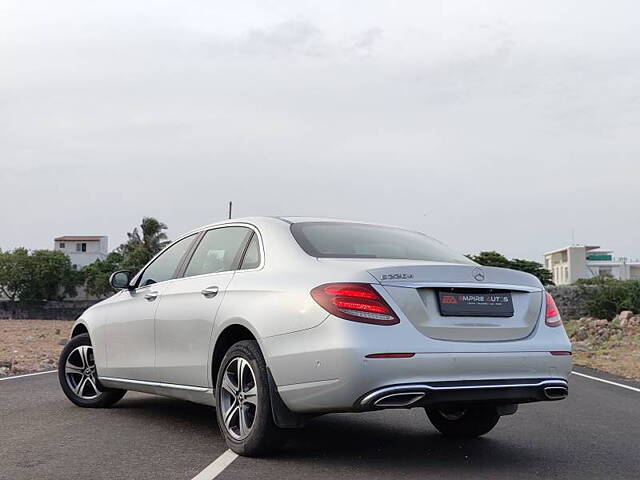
109;270;133;290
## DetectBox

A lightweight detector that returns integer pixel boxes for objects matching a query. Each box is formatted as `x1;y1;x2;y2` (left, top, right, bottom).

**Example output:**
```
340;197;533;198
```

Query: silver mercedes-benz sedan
59;217;572;456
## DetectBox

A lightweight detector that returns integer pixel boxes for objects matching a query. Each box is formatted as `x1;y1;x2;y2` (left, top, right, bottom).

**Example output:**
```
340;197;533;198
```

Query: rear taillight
545;292;562;327
310;283;399;326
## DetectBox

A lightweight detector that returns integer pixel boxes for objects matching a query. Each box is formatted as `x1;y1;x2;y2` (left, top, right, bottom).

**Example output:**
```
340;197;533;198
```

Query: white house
54;236;108;270
543;245;640;285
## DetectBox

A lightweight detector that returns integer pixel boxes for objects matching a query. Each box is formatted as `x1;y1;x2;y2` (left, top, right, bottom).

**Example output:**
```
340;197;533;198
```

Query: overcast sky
1;0;638;261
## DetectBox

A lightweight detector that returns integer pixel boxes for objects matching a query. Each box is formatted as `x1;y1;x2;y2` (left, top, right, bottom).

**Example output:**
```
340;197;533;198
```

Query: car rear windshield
290;222;474;264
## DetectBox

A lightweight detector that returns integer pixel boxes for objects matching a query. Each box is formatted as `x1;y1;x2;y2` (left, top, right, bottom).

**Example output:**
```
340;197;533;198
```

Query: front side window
291;222;473;265
138;234;196;287
184;227;252;277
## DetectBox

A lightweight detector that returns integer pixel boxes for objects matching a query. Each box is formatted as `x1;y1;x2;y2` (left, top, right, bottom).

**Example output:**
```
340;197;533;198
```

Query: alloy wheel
64;345;101;400
220;357;258;440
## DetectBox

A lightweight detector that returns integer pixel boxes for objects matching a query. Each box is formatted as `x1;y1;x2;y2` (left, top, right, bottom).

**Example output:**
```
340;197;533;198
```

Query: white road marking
571;371;640;393
191;449;238;480
0;370;57;381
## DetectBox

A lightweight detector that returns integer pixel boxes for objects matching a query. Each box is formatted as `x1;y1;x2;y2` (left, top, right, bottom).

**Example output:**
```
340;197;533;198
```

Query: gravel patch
0;319;73;377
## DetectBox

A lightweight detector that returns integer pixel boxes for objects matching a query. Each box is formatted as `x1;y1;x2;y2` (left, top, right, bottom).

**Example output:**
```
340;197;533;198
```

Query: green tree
81;217;171;297
0;248;30;301
0;248;82;301
83;251;125;298
509;258;554;286
120;217;170;271
466;251;512;269
467;251;554;286
22;249;83;301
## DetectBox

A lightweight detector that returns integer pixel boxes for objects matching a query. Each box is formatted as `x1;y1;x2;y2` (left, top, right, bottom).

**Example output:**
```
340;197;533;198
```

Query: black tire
58;333;126;408
215;340;282;456
426;405;500;437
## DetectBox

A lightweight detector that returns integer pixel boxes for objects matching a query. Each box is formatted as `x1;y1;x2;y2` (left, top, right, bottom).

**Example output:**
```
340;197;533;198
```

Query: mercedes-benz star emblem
472;267;486;282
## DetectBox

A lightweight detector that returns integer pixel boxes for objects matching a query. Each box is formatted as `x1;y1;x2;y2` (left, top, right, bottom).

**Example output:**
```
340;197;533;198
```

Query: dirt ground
564;317;640;381
0;320;73;376
1;318;639;381
572;346;640;380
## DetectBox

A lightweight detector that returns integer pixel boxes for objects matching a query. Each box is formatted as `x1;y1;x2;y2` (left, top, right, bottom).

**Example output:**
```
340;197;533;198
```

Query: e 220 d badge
381;273;414;280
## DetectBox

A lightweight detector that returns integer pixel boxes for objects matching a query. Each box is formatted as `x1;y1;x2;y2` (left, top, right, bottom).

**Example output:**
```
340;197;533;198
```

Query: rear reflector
365;353;415;359
550;351;572;356
310;283;400;326
544;292;563;327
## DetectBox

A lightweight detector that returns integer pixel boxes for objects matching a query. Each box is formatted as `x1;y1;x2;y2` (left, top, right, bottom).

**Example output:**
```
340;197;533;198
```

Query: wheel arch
70;321;89;339
211;323;258;387
210;322;306;429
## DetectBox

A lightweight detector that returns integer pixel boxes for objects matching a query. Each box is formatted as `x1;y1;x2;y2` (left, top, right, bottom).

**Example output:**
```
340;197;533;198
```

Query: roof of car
276;216;370;224
180;217;415;240
173;216;432;248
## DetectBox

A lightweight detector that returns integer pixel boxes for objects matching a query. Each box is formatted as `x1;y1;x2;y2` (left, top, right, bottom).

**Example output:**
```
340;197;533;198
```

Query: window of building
59;242;65;249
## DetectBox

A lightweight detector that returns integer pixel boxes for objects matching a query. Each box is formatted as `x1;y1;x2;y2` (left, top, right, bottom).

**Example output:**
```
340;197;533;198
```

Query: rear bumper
355;378;568;411
263;314;572;414
272;349;572;413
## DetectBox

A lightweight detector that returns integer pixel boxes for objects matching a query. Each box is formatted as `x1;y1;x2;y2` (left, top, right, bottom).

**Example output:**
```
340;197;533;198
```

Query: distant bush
575;277;640;319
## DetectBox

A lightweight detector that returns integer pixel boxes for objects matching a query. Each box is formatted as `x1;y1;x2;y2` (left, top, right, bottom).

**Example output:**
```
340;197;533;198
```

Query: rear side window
290;222;473;264
138;234;197;287
239;234;261;270
184;227;252;277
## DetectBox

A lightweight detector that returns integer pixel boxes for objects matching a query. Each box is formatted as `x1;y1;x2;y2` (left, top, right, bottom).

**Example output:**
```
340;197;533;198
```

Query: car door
101;233;197;382
154;225;255;387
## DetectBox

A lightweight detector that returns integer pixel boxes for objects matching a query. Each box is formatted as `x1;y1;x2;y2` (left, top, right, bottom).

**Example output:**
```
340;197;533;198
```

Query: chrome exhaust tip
543;386;568;400
373;392;425;407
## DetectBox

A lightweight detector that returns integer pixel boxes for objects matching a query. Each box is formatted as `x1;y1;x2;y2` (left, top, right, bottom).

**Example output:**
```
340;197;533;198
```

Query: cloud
349;27;384;55
241;19;328;58
1;0;639;261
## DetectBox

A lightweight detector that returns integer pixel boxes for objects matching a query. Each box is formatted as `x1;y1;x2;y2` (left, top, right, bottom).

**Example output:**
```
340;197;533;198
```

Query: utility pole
228;201;233;219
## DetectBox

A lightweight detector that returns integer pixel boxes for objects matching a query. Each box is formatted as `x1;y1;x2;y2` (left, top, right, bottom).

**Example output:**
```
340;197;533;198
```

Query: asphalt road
1;367;638;480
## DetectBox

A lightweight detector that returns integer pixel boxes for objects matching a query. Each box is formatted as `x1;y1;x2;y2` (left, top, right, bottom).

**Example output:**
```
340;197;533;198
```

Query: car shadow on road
268;411;546;477
110;393;220;435
107;395;547;477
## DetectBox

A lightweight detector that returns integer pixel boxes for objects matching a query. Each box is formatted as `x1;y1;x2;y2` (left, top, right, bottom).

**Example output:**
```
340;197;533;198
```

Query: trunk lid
368;263;544;342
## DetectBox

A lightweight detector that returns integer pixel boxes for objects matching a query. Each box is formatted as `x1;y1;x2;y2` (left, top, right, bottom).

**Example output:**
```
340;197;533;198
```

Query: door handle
201;286;219;298
144;291;159;301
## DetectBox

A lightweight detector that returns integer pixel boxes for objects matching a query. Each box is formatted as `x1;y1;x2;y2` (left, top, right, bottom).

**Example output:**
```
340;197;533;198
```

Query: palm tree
127;217;170;255
120;217;170;270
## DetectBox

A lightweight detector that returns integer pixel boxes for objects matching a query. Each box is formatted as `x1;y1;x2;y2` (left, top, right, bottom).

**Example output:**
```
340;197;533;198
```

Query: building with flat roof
54;235;108;270
543;245;640;285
